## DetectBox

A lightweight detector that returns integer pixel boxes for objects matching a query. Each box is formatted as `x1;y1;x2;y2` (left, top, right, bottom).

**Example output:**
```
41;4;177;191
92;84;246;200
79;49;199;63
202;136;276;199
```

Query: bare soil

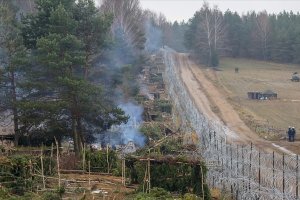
57;173;136;200
171;52;298;154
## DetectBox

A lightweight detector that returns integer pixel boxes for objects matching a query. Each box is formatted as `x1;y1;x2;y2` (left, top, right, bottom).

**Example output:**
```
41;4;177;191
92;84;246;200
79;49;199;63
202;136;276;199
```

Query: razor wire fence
160;49;300;200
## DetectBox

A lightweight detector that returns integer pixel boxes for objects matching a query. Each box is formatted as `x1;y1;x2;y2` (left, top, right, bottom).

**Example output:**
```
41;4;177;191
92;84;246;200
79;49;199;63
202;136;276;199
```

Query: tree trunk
84;53;89;80
205;11;212;66
76;117;84;150
10;70;19;146
72;116;82;157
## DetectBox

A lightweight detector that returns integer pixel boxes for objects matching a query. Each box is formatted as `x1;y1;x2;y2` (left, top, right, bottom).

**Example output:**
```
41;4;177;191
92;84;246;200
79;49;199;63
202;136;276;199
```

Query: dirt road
171;52;295;154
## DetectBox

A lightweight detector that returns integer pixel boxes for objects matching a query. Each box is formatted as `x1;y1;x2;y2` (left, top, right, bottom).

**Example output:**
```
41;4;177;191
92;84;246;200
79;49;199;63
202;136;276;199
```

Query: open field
207;58;300;141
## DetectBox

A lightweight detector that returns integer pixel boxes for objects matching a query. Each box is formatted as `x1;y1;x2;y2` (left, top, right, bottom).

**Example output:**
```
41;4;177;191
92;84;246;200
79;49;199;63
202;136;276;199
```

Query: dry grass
213;58;300;140
58;173;136;200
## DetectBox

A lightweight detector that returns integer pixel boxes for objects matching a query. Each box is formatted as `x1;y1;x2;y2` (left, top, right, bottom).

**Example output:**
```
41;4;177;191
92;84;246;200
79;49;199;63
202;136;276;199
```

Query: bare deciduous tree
101;0;145;51
255;11;270;60
213;6;227;54
194;3;227;66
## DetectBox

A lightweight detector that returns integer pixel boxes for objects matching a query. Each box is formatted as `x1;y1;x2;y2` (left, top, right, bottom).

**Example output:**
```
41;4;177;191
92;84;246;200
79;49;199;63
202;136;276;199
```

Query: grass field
212;58;300;140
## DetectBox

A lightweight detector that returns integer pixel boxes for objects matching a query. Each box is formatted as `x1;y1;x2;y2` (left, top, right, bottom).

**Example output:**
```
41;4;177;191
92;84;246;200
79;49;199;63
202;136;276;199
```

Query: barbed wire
160;50;300;200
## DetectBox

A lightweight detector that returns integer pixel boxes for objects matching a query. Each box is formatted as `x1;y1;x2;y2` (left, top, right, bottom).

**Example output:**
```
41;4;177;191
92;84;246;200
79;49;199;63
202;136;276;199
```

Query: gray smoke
140;82;154;100
144;19;163;52
94;102;145;147
118;102;145;146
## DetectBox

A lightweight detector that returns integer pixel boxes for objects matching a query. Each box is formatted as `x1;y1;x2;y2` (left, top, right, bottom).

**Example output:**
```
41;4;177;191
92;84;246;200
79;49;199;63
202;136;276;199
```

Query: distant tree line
184;3;300;66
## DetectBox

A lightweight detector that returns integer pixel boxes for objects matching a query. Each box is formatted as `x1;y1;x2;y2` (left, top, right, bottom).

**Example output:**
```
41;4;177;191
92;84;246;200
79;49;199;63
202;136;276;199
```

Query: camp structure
247;90;277;100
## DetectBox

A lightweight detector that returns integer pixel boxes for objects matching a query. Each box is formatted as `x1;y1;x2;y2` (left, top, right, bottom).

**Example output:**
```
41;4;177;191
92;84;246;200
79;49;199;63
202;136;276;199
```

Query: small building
262;90;278;99
0;127;14;147
247;92;262;100
247;90;277;100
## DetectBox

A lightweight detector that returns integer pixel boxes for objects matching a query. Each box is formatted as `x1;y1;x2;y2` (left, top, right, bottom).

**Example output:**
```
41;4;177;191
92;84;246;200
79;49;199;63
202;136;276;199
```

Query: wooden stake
54;137;61;188
83;143;86;171
29;159;33;191
124;158;126;186
50;143;53;174
143;163;147;193
148;150;151;193
88;160;91;188
200;165;204;200
40;147;45;189
121;157;124;185
106;144;109;173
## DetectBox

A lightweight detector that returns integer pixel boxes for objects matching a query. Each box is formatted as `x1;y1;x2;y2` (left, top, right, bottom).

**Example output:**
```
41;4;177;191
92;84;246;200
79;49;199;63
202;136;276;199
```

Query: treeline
0;0;161;156
184;3;300;66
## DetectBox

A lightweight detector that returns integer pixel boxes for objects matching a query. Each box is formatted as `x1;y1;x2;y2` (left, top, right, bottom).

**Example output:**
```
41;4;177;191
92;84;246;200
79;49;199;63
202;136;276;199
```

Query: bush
155;100;172;114
183;193;201;200
140;124;163;142
134;187;172;200
85;150;118;173
2;155;33;195
0;188;10;200
42;192;60;200
0;189;41;200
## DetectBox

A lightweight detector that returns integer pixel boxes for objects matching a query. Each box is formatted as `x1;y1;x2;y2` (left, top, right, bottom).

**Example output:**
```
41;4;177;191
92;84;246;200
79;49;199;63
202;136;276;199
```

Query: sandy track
171;52;293;154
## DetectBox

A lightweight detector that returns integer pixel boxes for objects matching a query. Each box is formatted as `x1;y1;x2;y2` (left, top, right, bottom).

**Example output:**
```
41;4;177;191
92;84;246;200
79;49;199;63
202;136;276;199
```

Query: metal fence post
237;145;239;177
297;155;299;199
283;154;285;199
249;143;253;190
230;144;233;170
273;151;275;193
259;151;261;194
242;146;245;190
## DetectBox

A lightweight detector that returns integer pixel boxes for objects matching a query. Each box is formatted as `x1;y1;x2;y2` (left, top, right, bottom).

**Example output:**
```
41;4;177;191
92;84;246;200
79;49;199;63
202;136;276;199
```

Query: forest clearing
202;58;300;153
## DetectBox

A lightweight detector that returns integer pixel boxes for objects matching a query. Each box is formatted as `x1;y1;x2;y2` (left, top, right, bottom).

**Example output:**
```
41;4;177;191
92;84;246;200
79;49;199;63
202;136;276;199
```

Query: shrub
134;187;172;200
42;192;60;200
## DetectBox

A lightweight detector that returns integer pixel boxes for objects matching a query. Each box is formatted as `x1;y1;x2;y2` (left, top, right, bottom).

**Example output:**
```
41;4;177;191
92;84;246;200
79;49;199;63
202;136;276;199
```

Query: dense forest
183;3;300;66
0;0;161;156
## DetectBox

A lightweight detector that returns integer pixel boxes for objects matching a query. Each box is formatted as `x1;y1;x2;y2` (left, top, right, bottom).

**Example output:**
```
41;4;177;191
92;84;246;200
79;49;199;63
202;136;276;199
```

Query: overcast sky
139;0;300;22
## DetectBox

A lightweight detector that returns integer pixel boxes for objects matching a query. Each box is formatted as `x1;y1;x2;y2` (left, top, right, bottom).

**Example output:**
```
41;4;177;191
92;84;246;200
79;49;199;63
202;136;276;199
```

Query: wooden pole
50;143;53;175
29;159;33;191
40;148;46;189
121;156;124;185
106;144;109;173
83;143;86;171
143;163;147;193
55;137;61;188
200;165;205;200
88;160;91;188
147;158;150;193
123;158;126;186
148;150;151;193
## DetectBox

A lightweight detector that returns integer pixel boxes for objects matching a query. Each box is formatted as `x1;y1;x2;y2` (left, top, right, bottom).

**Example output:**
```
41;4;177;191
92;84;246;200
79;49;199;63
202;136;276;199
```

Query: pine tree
0;3;28;145
19;1;128;155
